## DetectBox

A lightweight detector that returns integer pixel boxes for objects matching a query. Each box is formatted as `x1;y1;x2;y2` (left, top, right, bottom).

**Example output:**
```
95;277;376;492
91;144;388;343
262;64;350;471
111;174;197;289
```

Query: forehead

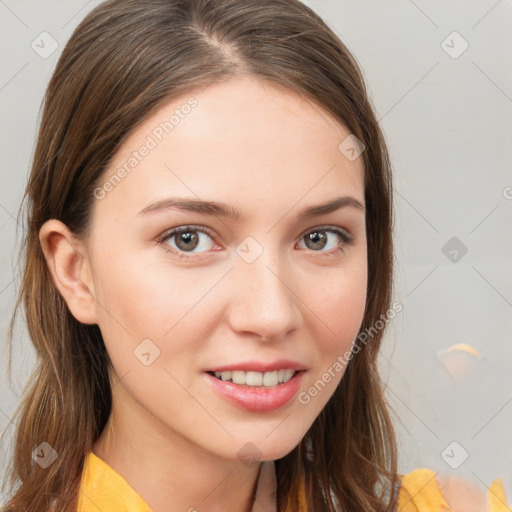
91;75;365;225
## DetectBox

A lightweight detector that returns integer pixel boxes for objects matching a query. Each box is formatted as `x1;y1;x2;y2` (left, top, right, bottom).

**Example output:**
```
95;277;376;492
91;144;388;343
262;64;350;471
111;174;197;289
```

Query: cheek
307;260;368;348
296;265;367;414
90;251;217;367
92;247;186;330
88;250;166;362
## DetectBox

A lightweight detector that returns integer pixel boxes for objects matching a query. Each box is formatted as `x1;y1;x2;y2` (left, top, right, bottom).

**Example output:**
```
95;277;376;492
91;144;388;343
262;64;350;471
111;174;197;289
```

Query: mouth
206;369;302;388
204;368;306;412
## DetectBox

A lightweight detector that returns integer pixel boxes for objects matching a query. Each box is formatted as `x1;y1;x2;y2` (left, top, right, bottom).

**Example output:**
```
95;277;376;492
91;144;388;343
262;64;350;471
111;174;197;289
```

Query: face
76;76;367;463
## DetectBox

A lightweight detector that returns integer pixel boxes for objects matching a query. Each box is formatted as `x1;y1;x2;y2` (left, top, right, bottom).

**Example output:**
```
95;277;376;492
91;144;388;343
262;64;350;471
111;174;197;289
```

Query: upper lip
205;359;307;373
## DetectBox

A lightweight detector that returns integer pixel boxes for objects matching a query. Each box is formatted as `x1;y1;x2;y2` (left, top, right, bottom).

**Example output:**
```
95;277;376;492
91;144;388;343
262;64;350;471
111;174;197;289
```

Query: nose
227;247;302;342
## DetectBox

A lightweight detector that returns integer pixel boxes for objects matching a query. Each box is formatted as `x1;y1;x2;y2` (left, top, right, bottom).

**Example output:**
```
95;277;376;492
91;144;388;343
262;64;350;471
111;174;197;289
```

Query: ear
39;219;98;325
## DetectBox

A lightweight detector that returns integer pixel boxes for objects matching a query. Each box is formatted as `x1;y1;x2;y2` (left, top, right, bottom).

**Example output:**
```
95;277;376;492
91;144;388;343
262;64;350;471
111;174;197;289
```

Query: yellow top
77;451;510;511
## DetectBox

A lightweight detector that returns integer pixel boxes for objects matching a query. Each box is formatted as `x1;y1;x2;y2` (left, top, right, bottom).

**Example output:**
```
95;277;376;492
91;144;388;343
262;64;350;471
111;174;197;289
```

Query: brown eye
157;226;216;255
299;227;354;254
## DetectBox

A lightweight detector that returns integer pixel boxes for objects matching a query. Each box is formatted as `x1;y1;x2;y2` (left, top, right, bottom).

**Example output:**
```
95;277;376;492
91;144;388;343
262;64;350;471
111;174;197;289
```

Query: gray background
1;0;511;504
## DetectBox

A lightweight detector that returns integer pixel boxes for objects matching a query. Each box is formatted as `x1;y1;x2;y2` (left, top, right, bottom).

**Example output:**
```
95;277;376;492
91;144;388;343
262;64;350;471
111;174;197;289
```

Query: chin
222;432;303;464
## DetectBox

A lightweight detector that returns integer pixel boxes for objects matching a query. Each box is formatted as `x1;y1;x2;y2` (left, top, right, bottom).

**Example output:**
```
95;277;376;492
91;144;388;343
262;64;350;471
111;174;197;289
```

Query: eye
156;226;216;255
297;226;354;255
156;224;355;259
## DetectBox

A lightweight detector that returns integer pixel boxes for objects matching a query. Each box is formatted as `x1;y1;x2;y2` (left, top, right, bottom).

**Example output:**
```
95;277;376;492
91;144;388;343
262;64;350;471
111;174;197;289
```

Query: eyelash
155;225;355;259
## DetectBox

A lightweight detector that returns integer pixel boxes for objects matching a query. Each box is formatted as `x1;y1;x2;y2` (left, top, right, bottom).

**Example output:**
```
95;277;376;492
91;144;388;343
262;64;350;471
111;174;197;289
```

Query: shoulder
398;468;506;512
435;473;487;512
77;451;152;512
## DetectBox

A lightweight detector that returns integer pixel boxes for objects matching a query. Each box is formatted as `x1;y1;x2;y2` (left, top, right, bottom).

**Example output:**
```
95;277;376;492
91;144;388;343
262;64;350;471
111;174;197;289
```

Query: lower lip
204;371;305;412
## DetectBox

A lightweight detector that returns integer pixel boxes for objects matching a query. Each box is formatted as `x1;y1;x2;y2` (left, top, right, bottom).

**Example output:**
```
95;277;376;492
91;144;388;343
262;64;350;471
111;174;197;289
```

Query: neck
92;381;263;512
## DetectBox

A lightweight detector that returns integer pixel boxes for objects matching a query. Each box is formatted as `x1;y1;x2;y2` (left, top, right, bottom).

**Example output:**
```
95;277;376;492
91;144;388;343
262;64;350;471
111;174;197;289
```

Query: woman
1;0;508;511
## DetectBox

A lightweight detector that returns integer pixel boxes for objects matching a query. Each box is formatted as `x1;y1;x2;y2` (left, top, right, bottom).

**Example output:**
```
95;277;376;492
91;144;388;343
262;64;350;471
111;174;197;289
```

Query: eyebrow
138;195;365;220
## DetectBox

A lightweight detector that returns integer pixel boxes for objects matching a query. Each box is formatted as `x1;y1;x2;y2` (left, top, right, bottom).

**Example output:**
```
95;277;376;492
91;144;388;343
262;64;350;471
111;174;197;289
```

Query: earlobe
39;219;98;325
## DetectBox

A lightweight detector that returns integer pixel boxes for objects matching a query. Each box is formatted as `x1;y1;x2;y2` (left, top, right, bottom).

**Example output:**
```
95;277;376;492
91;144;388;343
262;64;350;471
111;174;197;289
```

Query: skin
436;475;488;512
39;76;368;512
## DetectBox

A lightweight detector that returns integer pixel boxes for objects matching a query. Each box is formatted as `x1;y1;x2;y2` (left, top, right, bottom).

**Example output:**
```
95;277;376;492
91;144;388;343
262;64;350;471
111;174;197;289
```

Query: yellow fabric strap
488;478;512;512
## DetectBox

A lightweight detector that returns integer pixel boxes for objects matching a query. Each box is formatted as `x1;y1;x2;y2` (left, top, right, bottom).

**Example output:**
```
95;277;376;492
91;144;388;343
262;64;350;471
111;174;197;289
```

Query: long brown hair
1;0;398;510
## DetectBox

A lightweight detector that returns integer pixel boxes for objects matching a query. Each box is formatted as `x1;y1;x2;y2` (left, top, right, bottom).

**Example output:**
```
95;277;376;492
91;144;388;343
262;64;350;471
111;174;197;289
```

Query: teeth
220;371;232;381
213;369;297;387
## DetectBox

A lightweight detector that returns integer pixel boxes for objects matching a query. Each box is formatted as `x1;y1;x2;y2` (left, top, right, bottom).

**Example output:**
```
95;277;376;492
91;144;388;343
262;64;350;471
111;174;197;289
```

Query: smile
204;370;306;412
208;369;297;387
